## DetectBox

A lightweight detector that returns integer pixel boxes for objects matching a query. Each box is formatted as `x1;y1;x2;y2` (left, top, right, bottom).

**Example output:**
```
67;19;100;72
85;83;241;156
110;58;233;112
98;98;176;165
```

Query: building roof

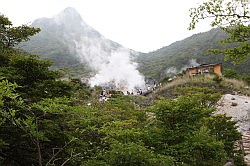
186;63;221;71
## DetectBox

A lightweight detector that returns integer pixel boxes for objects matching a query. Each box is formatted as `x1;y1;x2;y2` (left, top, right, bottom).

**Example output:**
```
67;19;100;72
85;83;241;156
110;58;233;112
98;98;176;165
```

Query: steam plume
75;36;145;91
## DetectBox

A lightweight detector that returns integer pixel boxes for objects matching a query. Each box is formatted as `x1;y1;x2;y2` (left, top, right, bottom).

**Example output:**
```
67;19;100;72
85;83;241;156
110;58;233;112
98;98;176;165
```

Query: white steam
180;59;200;71
75;36;111;71
75;35;145;91
89;49;145;91
164;59;200;76
163;66;178;76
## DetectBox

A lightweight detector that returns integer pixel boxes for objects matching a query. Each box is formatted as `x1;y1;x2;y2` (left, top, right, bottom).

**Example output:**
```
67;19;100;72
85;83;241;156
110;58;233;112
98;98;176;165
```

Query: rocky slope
216;93;250;164
217;93;250;134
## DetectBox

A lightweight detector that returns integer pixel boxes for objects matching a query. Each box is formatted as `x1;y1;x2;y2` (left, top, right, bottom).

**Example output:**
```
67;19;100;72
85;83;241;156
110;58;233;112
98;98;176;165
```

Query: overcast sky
0;0;211;53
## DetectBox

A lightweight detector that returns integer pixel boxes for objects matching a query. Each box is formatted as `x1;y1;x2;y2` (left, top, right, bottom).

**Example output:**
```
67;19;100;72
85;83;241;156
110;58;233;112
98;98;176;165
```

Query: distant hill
19;7;130;76
20;8;249;80
136;28;250;79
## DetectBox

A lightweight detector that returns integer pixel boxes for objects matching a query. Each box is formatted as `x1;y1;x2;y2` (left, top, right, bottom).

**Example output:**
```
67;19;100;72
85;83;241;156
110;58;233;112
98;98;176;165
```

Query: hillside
19;9;250;81
136;28;250;80
19;7;130;77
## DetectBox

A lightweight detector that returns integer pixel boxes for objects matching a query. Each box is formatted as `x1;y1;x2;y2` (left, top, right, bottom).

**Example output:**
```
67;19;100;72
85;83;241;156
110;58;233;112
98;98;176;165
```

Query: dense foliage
0;79;245;165
0;14;247;166
189;0;250;64
223;68;250;85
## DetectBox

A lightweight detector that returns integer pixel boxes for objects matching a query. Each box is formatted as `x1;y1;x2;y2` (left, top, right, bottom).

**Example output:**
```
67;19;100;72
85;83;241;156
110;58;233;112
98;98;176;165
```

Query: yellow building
186;63;222;76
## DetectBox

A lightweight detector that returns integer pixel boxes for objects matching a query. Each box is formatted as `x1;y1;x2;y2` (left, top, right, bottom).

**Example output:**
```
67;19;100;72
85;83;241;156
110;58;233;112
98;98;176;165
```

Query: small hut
186;63;222;76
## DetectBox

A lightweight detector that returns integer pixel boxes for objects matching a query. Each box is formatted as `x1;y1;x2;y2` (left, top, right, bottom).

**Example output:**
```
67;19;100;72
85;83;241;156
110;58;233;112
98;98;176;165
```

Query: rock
231;102;238;106
224;159;234;166
216;94;250;133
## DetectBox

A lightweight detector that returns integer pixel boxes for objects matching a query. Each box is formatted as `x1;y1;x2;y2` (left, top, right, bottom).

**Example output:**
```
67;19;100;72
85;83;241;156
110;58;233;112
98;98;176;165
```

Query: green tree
223;68;240;78
144;91;241;165
189;0;250;63
0;14;40;48
0;15;77;165
0;79;38;165
0;15;73;102
0;14;39;70
203;115;245;165
189;126;226;165
0;92;80;165
104;142;174;166
0;53;73;102
203;115;241;155
242;75;250;84
0;79;19;152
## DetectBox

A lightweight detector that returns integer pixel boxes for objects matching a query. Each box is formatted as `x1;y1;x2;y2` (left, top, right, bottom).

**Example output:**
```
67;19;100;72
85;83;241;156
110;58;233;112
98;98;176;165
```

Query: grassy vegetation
151;74;250;99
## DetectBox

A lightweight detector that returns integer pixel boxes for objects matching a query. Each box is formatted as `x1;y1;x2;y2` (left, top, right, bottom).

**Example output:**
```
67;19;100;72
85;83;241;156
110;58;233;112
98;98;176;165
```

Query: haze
0;0;211;52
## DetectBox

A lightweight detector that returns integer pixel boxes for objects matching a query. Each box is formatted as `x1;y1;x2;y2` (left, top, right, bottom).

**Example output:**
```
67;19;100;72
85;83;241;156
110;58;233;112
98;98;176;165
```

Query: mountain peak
61;7;80;17
53;7;85;25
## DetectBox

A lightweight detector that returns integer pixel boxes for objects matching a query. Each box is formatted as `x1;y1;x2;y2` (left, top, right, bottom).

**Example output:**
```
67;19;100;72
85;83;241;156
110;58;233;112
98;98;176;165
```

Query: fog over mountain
21;7;145;91
21;7;250;87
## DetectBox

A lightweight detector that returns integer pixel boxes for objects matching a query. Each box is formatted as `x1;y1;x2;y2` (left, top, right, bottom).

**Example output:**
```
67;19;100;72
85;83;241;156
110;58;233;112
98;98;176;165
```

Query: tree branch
45;138;76;166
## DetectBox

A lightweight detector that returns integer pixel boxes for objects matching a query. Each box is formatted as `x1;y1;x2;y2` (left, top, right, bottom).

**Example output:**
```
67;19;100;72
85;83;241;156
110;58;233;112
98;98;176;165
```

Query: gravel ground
216;94;250;134
216;94;250;165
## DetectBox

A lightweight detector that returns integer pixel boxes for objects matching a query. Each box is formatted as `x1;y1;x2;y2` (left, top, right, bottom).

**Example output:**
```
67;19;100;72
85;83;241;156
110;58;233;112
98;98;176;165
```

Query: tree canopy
0;14;40;48
189;0;250;63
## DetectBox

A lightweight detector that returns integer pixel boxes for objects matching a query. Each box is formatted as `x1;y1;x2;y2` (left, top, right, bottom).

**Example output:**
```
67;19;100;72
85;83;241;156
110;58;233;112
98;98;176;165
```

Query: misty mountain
20;8;249;80
20;7;129;76
136;28;250;79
